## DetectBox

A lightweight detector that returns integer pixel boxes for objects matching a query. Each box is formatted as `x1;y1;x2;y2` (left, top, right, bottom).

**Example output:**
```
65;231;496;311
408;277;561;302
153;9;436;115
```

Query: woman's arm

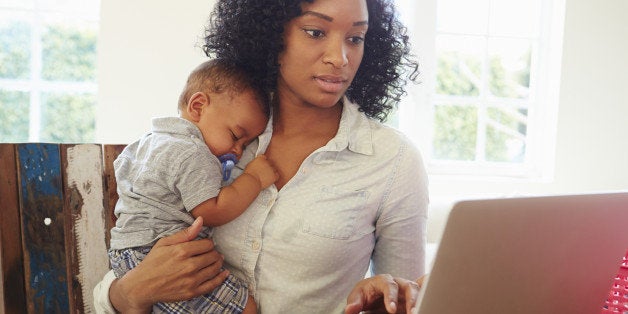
344;138;429;314
94;217;228;313
372;139;429;278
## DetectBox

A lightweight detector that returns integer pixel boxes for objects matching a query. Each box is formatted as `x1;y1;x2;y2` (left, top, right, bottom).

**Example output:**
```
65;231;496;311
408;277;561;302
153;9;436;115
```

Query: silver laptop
417;192;628;314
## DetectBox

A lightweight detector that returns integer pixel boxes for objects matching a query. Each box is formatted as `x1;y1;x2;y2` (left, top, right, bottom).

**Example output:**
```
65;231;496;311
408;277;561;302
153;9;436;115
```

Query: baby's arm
191;154;278;226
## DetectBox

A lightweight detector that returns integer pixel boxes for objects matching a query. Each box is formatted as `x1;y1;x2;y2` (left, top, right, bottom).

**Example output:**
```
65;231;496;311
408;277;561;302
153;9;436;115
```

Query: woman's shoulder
343;98;423;159
367;119;417;150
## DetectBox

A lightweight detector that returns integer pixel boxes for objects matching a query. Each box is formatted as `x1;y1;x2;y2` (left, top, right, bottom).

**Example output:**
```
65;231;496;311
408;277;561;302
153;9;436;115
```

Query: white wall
96;0;628;240
96;0;212;143
553;0;628;192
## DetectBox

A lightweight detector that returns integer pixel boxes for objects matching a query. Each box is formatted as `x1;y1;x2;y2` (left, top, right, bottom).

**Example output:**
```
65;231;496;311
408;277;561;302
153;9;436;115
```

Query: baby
108;59;277;314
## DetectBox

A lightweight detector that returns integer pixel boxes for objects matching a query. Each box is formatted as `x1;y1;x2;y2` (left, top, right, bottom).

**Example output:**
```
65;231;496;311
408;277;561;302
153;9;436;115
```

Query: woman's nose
323;40;348;68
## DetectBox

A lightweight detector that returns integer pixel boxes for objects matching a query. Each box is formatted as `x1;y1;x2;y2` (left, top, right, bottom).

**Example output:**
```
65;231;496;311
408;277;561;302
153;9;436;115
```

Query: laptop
417;192;628;314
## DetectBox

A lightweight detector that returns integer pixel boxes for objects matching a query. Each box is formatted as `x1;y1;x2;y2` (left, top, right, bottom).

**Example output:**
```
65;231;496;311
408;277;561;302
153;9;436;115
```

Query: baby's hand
244;154;279;189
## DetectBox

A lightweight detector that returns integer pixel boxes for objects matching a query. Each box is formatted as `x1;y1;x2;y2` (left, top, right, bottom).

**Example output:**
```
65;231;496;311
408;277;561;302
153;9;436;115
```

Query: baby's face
197;89;267;159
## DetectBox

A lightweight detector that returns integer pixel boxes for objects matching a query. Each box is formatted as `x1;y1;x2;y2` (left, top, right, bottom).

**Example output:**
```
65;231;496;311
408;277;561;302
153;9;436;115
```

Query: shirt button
251;240;260;251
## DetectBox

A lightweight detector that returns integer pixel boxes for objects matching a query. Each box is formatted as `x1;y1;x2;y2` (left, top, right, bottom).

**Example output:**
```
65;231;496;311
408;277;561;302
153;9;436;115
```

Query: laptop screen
417;192;628;314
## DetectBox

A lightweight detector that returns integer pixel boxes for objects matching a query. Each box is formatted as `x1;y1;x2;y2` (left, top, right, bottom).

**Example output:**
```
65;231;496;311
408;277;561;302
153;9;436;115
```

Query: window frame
0;1;100;143
394;0;566;181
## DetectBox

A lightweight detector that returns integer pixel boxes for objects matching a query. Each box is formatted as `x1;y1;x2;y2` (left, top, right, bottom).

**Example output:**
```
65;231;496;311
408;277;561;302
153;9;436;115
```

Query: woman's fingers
345;274;398;314
396;278;420;314
345;274;424;314
154;217;204;247
196;267;230;295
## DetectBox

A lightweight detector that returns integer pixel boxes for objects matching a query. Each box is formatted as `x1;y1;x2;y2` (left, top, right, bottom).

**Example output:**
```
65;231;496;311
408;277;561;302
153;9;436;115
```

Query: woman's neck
266;96;343;190
272;98;343;138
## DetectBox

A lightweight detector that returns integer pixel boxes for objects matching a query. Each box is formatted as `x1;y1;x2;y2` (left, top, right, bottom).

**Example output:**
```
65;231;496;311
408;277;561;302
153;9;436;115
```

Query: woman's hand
109;217;228;313
344;274;425;314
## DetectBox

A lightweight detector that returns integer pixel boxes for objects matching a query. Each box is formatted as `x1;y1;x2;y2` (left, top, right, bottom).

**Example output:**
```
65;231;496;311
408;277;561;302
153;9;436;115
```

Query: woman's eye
304;29;325;38
348;36;365;45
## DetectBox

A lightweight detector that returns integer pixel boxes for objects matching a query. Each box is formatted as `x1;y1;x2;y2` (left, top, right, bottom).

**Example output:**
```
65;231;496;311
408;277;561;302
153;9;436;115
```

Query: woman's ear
186;92;209;122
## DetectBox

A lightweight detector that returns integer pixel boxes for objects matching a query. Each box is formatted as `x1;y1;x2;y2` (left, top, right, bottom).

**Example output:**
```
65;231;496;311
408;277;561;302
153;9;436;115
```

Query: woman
94;0;428;313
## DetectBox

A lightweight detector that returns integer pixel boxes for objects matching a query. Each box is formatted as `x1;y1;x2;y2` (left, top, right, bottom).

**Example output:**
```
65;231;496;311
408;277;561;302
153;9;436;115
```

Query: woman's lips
314;75;346;93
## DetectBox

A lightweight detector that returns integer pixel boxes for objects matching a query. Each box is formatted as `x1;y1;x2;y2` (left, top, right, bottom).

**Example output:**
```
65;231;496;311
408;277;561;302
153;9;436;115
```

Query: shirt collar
327;96;374;155
254;96;374;156
151;117;203;139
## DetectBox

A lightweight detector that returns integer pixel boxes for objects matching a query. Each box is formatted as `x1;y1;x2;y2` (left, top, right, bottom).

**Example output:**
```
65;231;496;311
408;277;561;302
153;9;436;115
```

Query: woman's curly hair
203;0;418;122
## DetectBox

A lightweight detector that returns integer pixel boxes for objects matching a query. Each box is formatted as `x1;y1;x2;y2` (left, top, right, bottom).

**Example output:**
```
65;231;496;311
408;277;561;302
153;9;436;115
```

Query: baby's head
179;59;269;158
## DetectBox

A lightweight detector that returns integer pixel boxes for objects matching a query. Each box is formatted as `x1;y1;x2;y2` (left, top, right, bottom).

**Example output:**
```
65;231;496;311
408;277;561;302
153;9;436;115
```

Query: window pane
40;92;95;143
486;106;527;162
0;90;30;142
0;20;31;79
0;0;35;10
436;35;484;96
42;23;98;82
489;0;542;38
437;0;490;34
38;0;101;18
433;104;478;161
488;38;532;99
386;110;399;128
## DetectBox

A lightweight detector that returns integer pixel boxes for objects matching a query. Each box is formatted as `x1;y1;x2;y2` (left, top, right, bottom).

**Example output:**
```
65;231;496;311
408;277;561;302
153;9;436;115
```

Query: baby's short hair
178;59;269;116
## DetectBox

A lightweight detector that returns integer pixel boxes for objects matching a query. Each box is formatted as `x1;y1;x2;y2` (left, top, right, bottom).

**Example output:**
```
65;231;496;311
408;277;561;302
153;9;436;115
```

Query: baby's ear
186;92;208;121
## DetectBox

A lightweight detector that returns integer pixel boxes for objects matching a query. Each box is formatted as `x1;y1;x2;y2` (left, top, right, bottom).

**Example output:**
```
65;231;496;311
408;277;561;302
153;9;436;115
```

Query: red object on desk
601;250;628;313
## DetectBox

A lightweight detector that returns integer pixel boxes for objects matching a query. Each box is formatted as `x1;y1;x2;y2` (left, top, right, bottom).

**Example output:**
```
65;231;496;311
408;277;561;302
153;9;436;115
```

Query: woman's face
277;0;368;109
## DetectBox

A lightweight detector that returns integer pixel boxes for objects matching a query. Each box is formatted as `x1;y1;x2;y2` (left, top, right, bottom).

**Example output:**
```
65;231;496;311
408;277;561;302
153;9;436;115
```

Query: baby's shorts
109;246;248;314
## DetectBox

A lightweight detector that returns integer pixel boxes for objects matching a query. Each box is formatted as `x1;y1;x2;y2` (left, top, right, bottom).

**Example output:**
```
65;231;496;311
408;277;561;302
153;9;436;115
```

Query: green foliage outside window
40;93;95;143
0;22;30;79
434;48;531;163
486;107;527;162
42;24;97;82
0;20;98;143
433;105;477;161
0;91;30;142
436;52;480;96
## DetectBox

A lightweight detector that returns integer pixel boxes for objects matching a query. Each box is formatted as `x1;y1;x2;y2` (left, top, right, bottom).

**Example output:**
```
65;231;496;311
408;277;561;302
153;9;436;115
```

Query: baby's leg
242;295;257;314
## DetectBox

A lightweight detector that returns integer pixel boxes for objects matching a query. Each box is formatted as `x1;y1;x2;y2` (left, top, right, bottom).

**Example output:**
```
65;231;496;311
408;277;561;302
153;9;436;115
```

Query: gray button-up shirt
110;117;217;250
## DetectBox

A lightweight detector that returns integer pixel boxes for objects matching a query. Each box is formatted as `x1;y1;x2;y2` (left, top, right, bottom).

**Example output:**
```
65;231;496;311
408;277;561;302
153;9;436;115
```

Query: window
0;0;100;143
393;0;565;179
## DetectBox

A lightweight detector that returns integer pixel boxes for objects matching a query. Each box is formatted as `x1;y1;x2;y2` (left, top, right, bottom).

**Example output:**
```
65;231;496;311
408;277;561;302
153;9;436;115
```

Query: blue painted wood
17;143;70;314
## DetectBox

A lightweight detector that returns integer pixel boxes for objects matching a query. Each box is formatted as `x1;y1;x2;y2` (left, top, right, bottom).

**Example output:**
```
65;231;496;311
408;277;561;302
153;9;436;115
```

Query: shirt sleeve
371;139;429;280
175;147;223;211
93;270;117;314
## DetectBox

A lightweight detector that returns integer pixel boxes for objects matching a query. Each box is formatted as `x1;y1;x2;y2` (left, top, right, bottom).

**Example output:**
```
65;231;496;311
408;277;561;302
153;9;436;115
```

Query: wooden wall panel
16;143;69;313
1;143;124;313
102;144;125;249
0;144;27;313
61;144;110;314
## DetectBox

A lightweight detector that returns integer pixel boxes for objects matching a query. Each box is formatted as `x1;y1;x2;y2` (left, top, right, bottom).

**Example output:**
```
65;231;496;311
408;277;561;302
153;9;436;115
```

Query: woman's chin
308;94;344;109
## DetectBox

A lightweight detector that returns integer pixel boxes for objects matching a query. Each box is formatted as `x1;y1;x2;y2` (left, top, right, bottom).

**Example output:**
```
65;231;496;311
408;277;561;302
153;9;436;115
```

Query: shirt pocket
301;186;369;240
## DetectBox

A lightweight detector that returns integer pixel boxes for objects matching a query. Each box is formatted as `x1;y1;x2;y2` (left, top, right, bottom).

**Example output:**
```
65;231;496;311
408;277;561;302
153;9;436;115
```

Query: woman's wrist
109;271;152;314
